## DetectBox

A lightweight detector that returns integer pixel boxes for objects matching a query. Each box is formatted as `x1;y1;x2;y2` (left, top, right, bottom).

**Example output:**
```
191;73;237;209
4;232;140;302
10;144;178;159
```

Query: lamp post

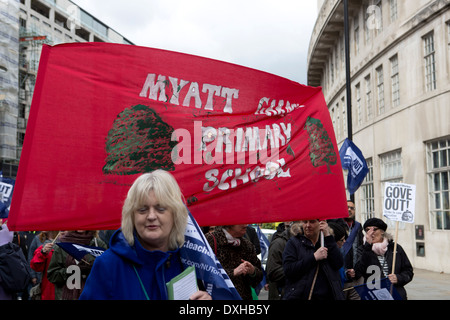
343;0;354;203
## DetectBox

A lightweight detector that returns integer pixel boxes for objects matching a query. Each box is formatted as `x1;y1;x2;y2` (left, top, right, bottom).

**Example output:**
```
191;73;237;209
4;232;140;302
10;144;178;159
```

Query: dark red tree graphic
304;116;337;174
103;105;177;175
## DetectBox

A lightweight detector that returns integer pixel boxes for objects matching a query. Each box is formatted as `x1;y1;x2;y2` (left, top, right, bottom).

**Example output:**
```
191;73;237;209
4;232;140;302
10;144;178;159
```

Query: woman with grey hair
353;218;413;300
80;170;211;300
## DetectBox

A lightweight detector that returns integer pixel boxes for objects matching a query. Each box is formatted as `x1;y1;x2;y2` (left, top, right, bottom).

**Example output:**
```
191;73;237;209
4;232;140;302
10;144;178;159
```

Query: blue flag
179;210;242;300
353;277;403;300
56;242;105;261
256;226;270;263
0;175;15;219
339;138;369;194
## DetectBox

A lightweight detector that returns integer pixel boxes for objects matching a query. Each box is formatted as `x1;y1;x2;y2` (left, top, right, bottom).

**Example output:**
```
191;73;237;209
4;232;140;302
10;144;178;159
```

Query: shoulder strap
211;233;217;255
132;265;150;300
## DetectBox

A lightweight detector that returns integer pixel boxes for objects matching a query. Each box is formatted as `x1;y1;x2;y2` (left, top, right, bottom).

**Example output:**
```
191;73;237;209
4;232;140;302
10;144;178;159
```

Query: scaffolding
0;0;19;163
18;29;52;110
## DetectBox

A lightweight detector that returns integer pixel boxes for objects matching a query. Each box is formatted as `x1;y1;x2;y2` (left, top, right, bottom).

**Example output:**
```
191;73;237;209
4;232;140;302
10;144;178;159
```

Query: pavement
257;268;450;300
406;268;450;300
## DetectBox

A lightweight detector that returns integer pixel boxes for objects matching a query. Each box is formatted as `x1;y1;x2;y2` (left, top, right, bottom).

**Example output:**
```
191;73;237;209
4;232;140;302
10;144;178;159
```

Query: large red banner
8;43;347;231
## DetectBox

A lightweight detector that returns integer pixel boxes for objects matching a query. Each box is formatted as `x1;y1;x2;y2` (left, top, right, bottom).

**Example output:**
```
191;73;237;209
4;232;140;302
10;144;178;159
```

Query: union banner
8;43;347;231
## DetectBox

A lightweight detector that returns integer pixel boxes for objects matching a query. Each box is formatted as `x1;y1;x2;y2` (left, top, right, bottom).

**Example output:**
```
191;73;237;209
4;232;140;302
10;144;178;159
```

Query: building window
331;106;335;136
341;96;346;137
336;102;340;141
380;149;403;228
380;149;402;183
330;54;335;85
423;32;436;91
365;75;373;120
361;158;375;220
376;65;385;115
373;0;383;36
364;4;372;44
390;54;400;107
390;0;398;23
447;22;450;74
427;138;450;230
354;15;360;56
355;83;362;126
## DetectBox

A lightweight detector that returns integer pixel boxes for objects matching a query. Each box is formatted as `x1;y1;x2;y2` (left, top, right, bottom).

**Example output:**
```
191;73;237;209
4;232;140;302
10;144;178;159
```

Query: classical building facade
308;0;450;273
0;0;132;176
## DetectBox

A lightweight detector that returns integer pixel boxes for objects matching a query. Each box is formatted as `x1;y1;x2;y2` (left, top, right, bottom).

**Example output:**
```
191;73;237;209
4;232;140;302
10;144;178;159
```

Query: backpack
0;242;32;292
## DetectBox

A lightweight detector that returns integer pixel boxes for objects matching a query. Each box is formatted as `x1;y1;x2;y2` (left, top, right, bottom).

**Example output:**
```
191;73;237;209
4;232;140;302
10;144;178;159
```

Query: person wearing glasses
342;200;365;299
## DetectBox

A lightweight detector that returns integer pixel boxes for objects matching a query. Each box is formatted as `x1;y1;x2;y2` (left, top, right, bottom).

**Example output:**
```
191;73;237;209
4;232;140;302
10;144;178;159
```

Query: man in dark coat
283;220;344;300
266;222;302;299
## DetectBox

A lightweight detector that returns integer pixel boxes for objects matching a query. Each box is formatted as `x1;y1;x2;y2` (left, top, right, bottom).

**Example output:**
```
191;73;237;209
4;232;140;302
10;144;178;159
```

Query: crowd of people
264;202;414;300
0;170;414;300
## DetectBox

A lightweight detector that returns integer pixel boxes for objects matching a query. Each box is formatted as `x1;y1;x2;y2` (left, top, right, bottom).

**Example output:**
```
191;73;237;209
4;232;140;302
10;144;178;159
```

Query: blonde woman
80;170;211;300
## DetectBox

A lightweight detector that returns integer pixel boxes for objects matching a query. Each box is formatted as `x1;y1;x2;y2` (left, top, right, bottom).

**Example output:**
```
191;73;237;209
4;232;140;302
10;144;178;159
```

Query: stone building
308;0;450;273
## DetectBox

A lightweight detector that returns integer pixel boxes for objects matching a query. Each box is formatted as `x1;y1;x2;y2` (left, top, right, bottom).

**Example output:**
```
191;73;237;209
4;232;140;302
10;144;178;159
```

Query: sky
71;0;318;84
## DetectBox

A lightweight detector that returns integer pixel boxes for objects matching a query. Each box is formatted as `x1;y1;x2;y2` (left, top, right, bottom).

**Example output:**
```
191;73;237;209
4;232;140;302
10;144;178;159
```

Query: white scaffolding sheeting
0;0;19;160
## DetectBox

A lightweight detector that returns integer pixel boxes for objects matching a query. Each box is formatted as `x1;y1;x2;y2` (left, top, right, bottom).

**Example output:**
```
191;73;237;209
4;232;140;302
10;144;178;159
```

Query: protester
79;170;211;300
29;231;60;300
283;219;345;300
0;219;32;300
327;221;348;287
47;230;107;300
342;200;365;299
12;231;37;300
353;218;414;300
206;225;263;300
27;232;43;291
244;225;261;255
266;221;302;299
98;230;114;247
0;219;14;300
201;226;216;234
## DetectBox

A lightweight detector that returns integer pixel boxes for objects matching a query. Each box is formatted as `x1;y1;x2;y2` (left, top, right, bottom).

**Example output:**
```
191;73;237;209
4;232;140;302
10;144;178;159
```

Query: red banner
8;43;347;231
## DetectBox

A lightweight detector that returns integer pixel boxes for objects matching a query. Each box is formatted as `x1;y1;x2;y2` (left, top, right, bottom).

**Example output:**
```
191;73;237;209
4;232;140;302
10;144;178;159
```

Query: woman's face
134;190;174;251
227;225;247;238
302;220;320;240
365;226;384;244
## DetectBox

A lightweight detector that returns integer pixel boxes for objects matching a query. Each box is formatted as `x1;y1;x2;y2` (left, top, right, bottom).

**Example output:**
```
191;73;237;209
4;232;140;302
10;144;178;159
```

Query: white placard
383;182;416;223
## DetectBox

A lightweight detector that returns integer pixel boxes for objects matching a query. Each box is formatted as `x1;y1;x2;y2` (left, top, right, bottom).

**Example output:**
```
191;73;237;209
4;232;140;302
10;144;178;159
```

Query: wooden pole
391;221;399;275
51;231;61;244
390;221;399;296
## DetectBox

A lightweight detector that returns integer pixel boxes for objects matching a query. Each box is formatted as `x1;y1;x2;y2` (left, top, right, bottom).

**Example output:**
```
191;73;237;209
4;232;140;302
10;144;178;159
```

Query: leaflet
166;266;198;300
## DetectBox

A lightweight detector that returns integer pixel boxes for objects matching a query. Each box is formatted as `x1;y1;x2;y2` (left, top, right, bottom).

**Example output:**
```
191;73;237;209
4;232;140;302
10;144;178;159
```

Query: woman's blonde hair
121;170;188;250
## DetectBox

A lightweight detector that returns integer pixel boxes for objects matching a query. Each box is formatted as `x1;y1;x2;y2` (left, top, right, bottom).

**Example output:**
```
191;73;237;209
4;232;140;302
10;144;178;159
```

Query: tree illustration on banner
304;116;337;174
103;104;177;175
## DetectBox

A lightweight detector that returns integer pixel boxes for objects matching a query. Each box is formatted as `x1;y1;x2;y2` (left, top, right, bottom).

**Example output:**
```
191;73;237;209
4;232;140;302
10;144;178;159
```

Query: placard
383;182;416;223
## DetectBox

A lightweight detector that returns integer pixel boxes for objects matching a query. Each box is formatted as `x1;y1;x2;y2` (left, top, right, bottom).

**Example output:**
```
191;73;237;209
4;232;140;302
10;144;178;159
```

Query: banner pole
51;231;61;244
389;221;399;296
391;221;399;275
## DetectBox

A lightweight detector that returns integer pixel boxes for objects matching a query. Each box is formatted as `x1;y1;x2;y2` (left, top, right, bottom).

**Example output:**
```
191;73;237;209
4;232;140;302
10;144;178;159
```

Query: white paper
166;266;198;300
383;182;416;223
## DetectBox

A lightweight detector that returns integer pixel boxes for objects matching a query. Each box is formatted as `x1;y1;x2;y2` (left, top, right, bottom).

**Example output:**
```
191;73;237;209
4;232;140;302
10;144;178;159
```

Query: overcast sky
72;0;318;84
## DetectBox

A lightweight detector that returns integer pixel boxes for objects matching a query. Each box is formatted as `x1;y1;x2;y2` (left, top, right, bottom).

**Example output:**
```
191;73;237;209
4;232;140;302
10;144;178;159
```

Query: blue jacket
79;229;183;300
